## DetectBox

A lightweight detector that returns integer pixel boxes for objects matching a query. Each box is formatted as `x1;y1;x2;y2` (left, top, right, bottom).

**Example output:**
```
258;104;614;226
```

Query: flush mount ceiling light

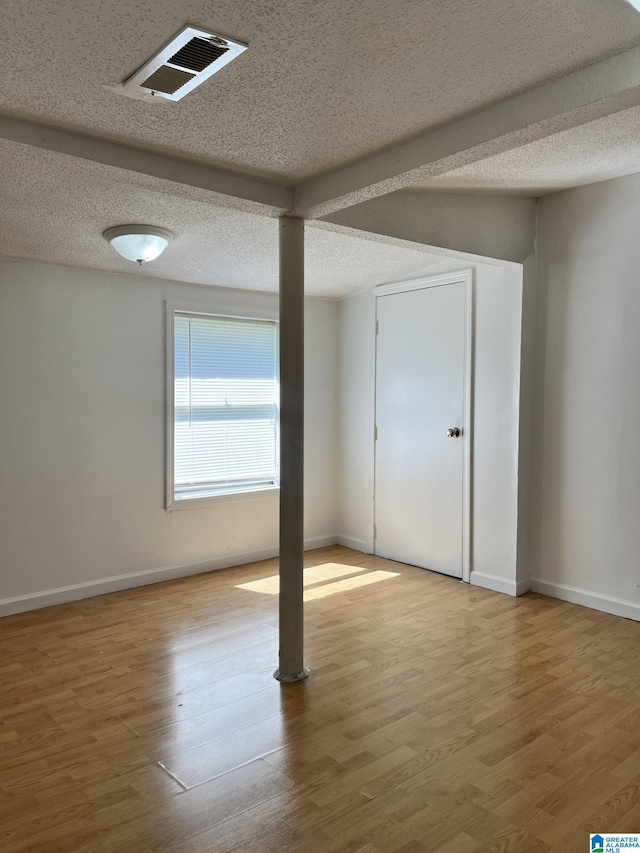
623;0;640;10
103;225;174;265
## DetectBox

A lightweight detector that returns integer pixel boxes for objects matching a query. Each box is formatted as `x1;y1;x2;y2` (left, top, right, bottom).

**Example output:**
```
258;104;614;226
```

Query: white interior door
374;278;470;579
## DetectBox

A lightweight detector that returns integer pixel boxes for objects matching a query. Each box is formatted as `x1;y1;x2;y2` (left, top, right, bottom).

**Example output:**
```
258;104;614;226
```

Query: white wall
516;253;538;588
472;261;523;591
336;259;524;594
336;289;374;551
0;260;337;612
531;174;640;620
303;296;337;539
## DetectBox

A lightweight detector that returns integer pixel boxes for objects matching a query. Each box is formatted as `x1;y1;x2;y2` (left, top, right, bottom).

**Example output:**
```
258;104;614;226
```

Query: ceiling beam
323;191;536;264
0;114;293;217
292;46;640;218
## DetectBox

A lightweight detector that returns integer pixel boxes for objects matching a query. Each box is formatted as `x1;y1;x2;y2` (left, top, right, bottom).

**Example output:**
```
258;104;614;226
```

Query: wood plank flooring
1;546;639;852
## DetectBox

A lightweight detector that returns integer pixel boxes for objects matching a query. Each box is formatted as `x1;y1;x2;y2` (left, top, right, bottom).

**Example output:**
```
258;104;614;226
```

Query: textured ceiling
0;140;442;297
2;0;640;181
411;106;640;195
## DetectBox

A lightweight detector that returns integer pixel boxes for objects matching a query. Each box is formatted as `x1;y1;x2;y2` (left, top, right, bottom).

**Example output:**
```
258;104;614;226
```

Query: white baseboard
304;534;338;551
515;578;531;596
336;535;370;553
0;535;338;618
530;578;640;623
470;570;529;598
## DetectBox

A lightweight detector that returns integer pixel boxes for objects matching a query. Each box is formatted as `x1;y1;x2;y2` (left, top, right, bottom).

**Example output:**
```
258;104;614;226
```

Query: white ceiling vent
120;26;247;102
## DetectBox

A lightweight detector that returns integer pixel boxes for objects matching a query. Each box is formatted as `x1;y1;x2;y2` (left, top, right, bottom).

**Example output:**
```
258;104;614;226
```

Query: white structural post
274;216;309;683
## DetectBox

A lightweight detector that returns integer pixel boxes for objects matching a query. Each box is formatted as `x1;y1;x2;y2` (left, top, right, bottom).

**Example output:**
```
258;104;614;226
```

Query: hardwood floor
1;546;639;852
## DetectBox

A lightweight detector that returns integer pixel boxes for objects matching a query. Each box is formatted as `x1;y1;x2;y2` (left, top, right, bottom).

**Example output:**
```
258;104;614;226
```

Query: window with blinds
172;311;279;503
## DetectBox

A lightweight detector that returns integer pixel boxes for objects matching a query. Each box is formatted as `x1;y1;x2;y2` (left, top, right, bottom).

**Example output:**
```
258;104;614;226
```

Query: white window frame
165;299;280;511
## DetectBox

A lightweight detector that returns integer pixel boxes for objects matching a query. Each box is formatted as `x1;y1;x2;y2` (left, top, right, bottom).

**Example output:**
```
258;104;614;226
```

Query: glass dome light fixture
103;225;175;265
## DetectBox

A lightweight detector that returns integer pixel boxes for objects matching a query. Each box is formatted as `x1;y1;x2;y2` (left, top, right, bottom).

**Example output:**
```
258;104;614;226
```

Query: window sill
166;486;279;511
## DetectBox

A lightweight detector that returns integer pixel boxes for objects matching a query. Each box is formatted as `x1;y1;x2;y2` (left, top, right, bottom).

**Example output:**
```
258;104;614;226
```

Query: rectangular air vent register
121;26;247;101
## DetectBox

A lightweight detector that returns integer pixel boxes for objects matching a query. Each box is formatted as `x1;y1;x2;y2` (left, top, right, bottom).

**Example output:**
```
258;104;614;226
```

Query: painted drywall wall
0;260;337;611
472;261;522;592
336;259;523;594
516;252;538;589
531;174;640;620
303;296;337;539
336;289;374;552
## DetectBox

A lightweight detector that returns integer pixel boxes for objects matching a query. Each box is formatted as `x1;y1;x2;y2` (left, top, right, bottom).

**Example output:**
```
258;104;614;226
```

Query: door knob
447;427;461;438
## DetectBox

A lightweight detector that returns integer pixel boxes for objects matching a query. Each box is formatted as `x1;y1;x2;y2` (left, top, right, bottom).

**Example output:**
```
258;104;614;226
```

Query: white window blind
173;312;279;502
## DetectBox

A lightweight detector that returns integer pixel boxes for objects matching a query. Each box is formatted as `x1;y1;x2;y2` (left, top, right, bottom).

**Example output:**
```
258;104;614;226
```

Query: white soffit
0;141;441;297
2;0;640;180
409;106;640;195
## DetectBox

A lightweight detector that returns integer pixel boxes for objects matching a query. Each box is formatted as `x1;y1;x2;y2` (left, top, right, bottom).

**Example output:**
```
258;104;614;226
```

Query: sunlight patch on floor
302;570;400;601
236;562;400;599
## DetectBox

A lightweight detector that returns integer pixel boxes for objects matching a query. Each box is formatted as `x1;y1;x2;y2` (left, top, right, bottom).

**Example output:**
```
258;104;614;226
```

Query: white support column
274;216;309;683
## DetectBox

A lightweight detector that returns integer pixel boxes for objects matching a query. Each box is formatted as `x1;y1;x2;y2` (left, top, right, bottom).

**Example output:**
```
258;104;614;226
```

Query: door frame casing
370;269;473;583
